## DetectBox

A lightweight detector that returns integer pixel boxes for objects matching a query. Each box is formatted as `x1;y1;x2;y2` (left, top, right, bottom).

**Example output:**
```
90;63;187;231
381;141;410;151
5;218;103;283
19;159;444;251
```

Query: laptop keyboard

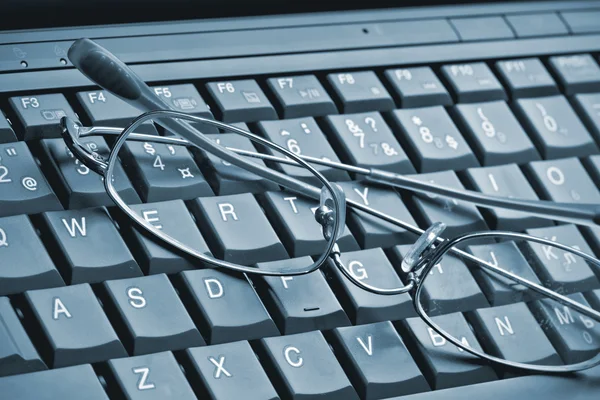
1;31;600;399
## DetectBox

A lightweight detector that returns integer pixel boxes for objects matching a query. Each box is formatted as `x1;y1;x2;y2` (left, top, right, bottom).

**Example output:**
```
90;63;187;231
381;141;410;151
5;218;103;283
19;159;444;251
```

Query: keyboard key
0;214;64;295
525;225;599;293
467;302;562;368
530;293;600;364
38;137;140;209
441;63;507;103
0;364;109;400
453;101;539;165
151;84;216;131
103;351;196;400
259;191;359;257
330;321;429;399
466;241;542;306
326;71;394;113
120;140;213;202
581;225;600;257
122;200;212;275
256;117;350;183
8;94;79;140
99;274;204;355
323;112;414;173
548;54;600;95
256;257;350;334
405;170;488;238
384;67;452;108
572;93;600;143
0;142;62;217
336;181;418;248
22;283;126;368
391;245;488;315
206;79;277;122
389;106;479;172
75;90;159;135
450;17;514;41
183;340;278;400
514;96;597;159
256;330;359;400
0;297;45;377
495;58;559;98
586;289;600;310
583;155;600;185
462;164;547;230
398;313;496;389
37;207;141;284
267;75;337;118
174;269;278;344
191;193;287;265
326;248;416;324
0;111;17;143
524;157;600;203
505;13;569;38
192;133;279;195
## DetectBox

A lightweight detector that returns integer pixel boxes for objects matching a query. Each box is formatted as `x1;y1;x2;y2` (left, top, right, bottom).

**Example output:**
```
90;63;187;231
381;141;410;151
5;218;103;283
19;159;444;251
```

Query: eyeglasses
62;38;600;374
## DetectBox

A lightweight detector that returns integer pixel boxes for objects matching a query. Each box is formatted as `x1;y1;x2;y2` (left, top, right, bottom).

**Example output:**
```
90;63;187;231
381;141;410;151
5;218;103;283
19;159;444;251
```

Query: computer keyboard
2;1;600;399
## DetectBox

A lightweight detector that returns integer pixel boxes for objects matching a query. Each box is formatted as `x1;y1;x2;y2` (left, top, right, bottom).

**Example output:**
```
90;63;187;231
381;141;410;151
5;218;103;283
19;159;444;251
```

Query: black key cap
191;193;288;265
514;96;597;159
206;80;277;122
326;248;416;325
336;181;418;249
259;191;359;257
0;142;62;217
583;154;600;185
572;93;600;143
38;137;140;209
0;214;64;295
0;297;45;377
192;133;279;195
453;101;539;165
466;241;542;306
174;269;278;344
462;164;548;230
151;84;216;132
467;302;562;368
267;75;337;118
120;140;213;202
405;170;488;238
587;289;600;310
398;313;496;389
21;283;126;368
330;321;430;399
38;207;141;285
530;293;600;364
99;274;204;355
548;54;600;95
183;340;279;400
256;330;359;400
389;107;479;172
384;67;453;108
256;118;350;183
505;13;569;38
0;111;17;143
525;225;599;293
123;200;212;275
450;16;514;41
8;94;79;140
495;58;559;98
524;157;600;203
103;351;196;400
75;90;159;135
441;63;507;103
0;364;109;400
256;257;350;334
326;71;394;113
323;112;415;173
391;245;488;315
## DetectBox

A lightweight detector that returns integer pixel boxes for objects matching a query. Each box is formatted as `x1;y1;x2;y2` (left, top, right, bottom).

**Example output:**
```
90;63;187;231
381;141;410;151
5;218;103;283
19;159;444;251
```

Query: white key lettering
133;367;155;390
204;278;224;299
353;187;369;206
281;276;293;289
348;260;368;280
127;287;147;309
356;335;373;356
53;297;72;320
218;203;238;222
142;210;162;230
209;356;232;378
284;346;303;367
495;316;514;336
283;197;299;214
61;217;87;238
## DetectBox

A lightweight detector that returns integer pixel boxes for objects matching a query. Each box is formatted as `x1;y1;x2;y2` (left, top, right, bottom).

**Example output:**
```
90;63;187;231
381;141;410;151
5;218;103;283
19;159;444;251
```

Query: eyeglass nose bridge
401;222;447;274
60;117;109;176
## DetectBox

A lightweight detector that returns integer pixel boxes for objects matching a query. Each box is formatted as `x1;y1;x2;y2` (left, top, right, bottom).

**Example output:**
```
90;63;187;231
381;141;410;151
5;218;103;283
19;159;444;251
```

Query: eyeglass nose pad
402;222;447;273
60;117;108;175
315;184;346;242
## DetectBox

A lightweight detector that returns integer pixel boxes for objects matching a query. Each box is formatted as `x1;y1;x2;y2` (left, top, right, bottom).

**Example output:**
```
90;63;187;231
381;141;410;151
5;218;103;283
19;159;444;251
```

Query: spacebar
388;365;600;400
